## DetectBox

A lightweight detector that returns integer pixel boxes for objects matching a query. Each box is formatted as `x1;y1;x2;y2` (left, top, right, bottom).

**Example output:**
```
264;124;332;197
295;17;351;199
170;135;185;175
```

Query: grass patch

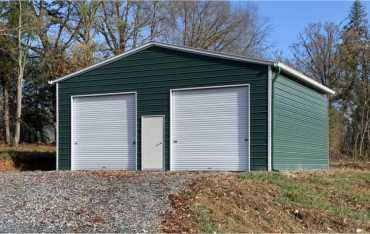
241;171;370;221
192;204;217;233
163;169;370;233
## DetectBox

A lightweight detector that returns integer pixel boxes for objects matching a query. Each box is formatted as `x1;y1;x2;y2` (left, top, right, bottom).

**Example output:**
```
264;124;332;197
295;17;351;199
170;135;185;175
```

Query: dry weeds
162;169;370;233
0;144;55;171
0;144;55;153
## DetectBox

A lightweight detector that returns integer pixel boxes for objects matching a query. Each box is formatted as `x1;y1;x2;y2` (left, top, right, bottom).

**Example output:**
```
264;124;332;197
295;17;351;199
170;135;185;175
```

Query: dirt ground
0;144;55;171
330;160;370;170
1;144;369;232
161;168;370;233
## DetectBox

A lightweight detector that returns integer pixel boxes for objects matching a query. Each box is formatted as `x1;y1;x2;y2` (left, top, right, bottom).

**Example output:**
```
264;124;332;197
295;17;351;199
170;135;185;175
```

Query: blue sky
253;1;370;58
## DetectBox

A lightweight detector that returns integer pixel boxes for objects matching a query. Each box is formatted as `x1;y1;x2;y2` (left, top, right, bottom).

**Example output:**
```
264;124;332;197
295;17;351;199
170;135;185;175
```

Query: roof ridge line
48;42;335;95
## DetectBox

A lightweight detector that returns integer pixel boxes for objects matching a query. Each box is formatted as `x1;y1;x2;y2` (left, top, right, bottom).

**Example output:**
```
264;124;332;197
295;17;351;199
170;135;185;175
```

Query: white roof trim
275;62;335;95
49;43;154;84
49;42;273;85
48;42;335;95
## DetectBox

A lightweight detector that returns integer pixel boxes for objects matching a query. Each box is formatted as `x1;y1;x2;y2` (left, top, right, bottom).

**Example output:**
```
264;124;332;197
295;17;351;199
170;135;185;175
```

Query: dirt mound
161;172;370;233
0;145;55;171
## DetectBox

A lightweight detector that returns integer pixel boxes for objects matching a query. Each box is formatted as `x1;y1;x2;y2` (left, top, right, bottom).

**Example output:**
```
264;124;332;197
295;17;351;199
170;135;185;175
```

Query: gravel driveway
0;171;198;233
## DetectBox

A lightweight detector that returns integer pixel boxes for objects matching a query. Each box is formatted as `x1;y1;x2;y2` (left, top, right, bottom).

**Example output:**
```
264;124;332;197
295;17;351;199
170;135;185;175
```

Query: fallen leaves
0;159;15;171
161;170;370;233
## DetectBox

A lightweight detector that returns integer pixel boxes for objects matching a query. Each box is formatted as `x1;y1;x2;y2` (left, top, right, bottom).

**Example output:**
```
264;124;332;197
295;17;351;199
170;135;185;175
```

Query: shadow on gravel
8;151;56;171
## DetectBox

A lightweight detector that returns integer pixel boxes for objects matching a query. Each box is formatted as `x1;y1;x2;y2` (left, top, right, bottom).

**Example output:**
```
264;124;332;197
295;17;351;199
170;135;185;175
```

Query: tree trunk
14;64;23;146
2;81;10;144
149;1;158;41
13;0;23;146
132;3;141;48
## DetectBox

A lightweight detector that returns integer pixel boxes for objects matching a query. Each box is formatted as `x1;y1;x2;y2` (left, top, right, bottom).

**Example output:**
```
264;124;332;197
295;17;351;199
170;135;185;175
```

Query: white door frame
169;83;251;171
141;115;165;170
56;83;59;170
70;91;138;170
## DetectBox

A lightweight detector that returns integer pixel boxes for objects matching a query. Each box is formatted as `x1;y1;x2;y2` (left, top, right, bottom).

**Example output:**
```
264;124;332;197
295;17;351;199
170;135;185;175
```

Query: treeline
290;0;370;160
0;1;270;145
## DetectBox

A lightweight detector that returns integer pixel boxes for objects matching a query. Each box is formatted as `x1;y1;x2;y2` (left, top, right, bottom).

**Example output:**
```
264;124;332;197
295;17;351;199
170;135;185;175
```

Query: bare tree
70;1;99;67
96;1;163;55
162;1;270;57
291;22;340;87
96;1;134;55
30;0;78;80
95;1;270;57
148;1;160;41
13;0;26;146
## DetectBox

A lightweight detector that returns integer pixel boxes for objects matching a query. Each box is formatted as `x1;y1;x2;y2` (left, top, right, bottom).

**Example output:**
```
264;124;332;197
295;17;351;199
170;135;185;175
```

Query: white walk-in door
171;85;249;171
141;116;164;170
72;93;136;170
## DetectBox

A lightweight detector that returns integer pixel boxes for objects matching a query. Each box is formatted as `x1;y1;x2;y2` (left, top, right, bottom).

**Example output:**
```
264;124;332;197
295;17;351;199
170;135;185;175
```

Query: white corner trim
70;95;73;170
135;93;138;171
56;83;59;170
267;66;272;171
169;88;173;171
275;62;335;95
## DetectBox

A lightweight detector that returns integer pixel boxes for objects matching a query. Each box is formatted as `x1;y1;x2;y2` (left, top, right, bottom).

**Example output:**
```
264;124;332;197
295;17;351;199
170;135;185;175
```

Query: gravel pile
0;171;197;233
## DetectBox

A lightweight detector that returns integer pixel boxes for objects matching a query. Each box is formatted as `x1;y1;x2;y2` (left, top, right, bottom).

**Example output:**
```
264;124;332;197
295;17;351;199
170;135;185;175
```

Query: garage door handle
244;138;248;142
133;141;136;145
74;141;78;145
173;140;178;143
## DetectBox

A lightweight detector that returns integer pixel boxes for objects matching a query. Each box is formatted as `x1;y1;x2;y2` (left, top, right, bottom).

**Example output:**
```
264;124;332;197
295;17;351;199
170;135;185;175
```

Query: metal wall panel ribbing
58;46;268;170
272;73;329;170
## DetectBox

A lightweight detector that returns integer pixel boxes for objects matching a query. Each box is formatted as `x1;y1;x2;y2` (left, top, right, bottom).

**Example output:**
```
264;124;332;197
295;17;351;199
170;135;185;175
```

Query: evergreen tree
345;0;368;35
339;0;370;159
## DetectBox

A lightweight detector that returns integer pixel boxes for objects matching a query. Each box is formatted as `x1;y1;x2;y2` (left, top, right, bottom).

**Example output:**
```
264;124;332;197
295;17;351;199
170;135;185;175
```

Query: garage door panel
171;86;249;171
72;94;136;170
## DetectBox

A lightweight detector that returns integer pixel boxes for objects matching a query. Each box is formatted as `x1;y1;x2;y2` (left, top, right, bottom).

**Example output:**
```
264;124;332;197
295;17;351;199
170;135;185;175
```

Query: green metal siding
272;72;329;170
58;46;268;170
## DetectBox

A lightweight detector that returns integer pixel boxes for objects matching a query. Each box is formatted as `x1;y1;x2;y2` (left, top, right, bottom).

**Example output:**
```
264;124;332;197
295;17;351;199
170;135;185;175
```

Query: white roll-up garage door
71;93;136;170
171;85;249;171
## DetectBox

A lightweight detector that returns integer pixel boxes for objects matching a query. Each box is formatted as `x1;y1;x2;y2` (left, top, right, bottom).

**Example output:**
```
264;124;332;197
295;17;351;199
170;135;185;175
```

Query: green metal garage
50;42;335;171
